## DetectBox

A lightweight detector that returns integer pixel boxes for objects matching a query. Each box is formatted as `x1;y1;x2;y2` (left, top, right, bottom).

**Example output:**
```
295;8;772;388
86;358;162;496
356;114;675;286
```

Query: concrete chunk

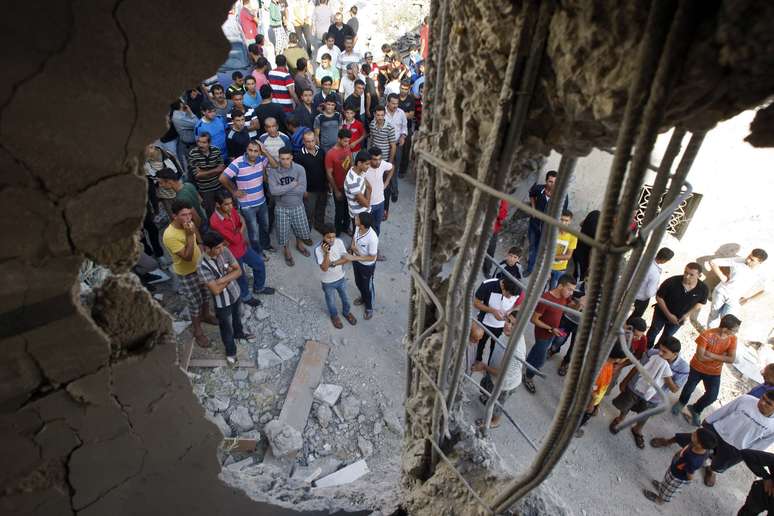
314;459;369;488
228;406;254;433
263;419;303;457
273;342;296;362
313;384;343;406
226;457;255;471
257;349;282;369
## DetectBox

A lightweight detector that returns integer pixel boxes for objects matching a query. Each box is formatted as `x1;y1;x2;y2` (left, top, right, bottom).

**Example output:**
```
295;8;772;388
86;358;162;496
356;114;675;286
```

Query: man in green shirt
157;168;207;234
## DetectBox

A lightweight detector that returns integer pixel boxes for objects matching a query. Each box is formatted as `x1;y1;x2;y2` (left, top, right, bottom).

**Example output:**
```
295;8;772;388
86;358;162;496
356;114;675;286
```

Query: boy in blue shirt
643;427;718;504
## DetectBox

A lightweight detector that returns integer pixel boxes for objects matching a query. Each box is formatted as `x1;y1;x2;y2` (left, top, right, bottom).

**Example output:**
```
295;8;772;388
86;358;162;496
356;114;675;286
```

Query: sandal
704;467;716;487
650;437;670;448
330;316;343;329
475;418;501;429
642;489;663;504
523;377;536;394
194;332;210;348
284;253;295;267
344;313;357;325
297;246;310;257
609;418;621;435
631;428;645;449
558;363;569;376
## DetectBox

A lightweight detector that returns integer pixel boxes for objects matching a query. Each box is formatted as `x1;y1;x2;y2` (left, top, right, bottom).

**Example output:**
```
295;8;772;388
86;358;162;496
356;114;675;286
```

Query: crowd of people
137;2;430;360
468;167;773;512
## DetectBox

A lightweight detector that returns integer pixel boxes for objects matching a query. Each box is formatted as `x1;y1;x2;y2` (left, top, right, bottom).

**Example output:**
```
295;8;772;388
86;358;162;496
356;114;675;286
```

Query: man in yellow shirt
162;199;216;348
550;210;578;289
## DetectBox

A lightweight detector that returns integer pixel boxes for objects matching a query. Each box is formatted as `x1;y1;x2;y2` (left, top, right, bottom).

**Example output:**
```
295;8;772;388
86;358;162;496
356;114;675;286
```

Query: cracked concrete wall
0;2;335;515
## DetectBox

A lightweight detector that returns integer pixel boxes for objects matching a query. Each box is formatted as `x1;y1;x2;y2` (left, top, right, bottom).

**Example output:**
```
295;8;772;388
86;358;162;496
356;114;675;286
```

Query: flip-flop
631;428;645;449
297;247;310;257
609;419;621;435
642;489;663;504
284;254;295;267
523;378;536;394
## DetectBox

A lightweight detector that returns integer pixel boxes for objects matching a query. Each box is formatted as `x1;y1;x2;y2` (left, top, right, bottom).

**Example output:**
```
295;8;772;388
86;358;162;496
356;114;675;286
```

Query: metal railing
403;0;706;513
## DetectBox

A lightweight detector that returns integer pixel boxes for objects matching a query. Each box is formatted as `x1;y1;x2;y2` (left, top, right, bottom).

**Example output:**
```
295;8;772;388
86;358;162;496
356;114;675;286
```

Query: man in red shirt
209;192;275;305
482;200;509;276
524;273;577;393
419;16;430;60
342;106;365;152
324;129;353;236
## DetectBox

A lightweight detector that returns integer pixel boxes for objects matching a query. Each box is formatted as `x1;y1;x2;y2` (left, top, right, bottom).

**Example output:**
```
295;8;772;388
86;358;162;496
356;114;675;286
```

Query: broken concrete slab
273;342;296;362
315;403;332;429
226;457;255;472
313;383;343;406
205;396;230;413
313;459;370;488
277;341;330;433
340;396;361;420
257;349;282;369
264;419;303;457
229;406;254;433
291;457;342;483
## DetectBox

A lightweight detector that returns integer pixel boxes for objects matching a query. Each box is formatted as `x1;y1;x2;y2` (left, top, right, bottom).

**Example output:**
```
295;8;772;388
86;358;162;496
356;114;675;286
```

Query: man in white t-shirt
471;277;520;364
707;248;768;327
471;312;526;430
349;211;379;320
315;224;357;329
344;150;371;224
364;146;394;238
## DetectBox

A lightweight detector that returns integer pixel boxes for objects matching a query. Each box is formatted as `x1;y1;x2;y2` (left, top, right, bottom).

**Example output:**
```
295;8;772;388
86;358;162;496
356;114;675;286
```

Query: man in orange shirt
672;314;741;426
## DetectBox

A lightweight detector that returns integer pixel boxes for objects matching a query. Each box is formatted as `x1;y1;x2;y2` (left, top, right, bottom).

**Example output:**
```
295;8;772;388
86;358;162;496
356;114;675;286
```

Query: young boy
198;231;254;366
749;363;774;398
315;224;357;329
608;315;649;389
574;343;627;438
550;210;578;289
610;336;682;448
643;428;718;504
492;246;522;281
342;106;366;152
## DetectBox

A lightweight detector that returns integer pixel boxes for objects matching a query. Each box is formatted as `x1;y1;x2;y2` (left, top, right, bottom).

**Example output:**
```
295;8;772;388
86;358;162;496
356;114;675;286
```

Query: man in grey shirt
171;100;198;171
266;147;313;266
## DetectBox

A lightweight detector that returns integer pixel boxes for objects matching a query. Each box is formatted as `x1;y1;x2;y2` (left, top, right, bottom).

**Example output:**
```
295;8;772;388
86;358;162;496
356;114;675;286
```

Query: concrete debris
229;406;254;433
382;411;402;435
257;349;282;369
252;307;271;320
233;369;249;381
340;397;361;420
172;320;190;335
314;459;370;488
313;383;343;406
264;419;303;457
315;403;333;429
206;412;233;438
226;457;255;472
206;395;230;413
291;457;342;482
357;436;373;458
273;342;296;362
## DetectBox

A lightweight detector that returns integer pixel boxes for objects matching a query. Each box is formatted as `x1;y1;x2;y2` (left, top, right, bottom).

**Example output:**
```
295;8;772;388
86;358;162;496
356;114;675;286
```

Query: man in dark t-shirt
526;170;569;275
327;12;355;51
295;130;328;233
523;273;577;393
471;278;520;364
255;84;288;134
647;262;709;347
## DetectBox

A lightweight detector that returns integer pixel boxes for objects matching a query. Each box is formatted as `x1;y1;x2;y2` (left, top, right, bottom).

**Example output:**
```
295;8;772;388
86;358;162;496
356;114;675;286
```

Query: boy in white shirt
315;224;357;329
363;146;394;237
349;212;379;320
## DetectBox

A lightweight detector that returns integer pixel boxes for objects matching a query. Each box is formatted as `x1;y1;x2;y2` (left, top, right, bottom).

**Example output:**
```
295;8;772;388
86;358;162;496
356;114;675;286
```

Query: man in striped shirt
258;117;292;161
188;132;226;217
199;231;254;366
219;140;278;254
344;150;371;224
368;105;397;218
268;55;300;113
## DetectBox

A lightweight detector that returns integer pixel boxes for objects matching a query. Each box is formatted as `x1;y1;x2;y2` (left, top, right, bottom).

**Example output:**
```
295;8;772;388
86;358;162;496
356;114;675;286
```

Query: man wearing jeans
209;192;275;302
315;224;357;329
523;273;576;394
199;232;254;367
350;212;379;320
219;140;277;255
646;263;709;347
526;170;569;275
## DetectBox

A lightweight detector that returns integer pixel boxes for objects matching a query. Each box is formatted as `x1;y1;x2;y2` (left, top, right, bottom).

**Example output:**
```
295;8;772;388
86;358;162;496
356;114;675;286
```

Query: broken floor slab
313;459;370;488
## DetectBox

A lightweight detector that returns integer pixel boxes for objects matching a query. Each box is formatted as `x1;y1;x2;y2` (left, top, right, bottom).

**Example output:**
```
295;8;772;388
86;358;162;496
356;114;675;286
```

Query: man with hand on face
646;262;709;347
163;200;216;349
315;224;357;329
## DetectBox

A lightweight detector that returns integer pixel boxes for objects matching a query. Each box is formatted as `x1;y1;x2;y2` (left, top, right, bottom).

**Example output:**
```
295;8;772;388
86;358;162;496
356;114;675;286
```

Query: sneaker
364;309;373;320
344;313;357;325
244;298;263;307
330;316;343;329
687;405;702;427
226;356;238;367
670;401;684;415
254;286;276;295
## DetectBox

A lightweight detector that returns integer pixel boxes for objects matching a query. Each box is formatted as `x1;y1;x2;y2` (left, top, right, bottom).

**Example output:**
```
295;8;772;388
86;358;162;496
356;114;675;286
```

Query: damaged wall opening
4;0;774;515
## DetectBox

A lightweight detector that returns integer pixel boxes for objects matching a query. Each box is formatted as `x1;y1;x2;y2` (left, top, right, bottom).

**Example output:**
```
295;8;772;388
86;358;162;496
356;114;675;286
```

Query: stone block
263;419;303;457
228;406;254;433
273;342;296;362
313;384;343;406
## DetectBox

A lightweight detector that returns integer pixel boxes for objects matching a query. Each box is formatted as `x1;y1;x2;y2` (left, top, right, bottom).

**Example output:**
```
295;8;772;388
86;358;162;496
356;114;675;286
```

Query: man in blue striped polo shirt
219;140;278;254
